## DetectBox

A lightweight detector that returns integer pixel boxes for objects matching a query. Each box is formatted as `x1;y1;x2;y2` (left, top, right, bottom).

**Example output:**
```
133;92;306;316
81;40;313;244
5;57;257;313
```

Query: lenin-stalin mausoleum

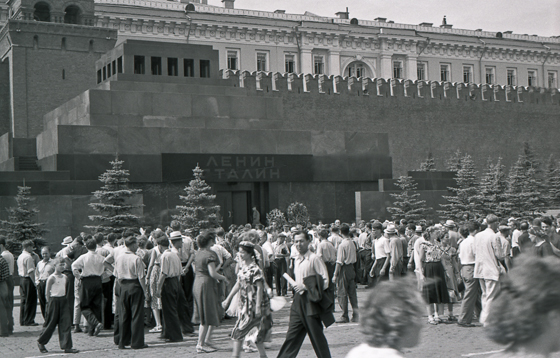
0;1;560;246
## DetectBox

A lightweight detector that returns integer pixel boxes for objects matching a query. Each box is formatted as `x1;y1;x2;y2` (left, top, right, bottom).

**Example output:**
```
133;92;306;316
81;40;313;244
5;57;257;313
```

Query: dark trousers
179;269;194;333
19;277;37;325
6;276;14;333
274;258;288;296
277;292;331;358
63;271;75;321
265;265;274;289
102;276;115;329
161;277;183;341
118;279;145;349
80;276;103;331
0;281;9;336
37;297;73;349
337;264;358;320
324;262;336;306
459;265;481;325
37;280;48;319
113;280;121;345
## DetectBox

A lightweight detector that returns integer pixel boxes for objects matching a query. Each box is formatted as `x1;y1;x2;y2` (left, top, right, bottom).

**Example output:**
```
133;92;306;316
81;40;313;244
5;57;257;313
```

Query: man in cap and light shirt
17;240;38;326
169;230;195;335
155;234;184;342
36;246;54;320
332;224;358;323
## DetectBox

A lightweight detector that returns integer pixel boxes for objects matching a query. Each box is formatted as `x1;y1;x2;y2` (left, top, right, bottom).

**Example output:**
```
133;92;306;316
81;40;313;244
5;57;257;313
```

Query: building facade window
463;65;473;83
184;59;194;77
227;50;239;70
151;57;162;75
440;64;450;82
507;68;517;86
348;62;365;78
168;58;178;76
134;55;145;74
417;63;426;81
485;67;495;84
314;55;324;75
528;70;537;87
200;60;211;78
548;71;558;88
117;57;123;73
285;54;295;73
256;52;268;71
393;61;403;79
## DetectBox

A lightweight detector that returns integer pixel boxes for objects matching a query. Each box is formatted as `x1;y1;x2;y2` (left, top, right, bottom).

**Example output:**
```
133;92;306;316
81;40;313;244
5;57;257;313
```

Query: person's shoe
336;317;349;324
93;323;103;337
203;342;219;350
242;345;257;353
118;345;128;350
149;326;162;333
132;344;149;349
27;322;39;326
64;349;79;354
427;317;438;325
351;315;359;323
183;332;196;337
165;338;183;343
73;325;83;333
37;342;48;353
457;322;476;327
447;315;458;322
197;345;217;353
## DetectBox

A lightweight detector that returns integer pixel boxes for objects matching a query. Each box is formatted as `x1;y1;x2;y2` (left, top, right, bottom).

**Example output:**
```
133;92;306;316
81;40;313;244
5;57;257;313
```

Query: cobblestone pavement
2;287;560;358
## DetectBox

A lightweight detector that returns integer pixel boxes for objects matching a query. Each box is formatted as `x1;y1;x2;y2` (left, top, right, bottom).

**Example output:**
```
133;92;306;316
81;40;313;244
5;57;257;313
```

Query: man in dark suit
277;231;332;358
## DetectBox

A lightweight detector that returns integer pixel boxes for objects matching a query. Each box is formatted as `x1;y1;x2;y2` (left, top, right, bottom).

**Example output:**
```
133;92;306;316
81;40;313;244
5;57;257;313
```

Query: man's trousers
102;276;115;329
274;258;288;296
0;281;10;336
37;280;48;319
117;279;145;349
336;264;358;320
161;277;183;341
458;265;480;325
179;269;194;333
277;292;331;358
479;278;500;326
80;276;103;331
19;277;37;325
37;297;73;350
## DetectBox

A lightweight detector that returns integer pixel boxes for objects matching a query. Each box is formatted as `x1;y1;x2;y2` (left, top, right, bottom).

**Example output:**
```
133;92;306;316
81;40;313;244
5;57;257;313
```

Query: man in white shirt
36;246;54;320
412;227;426;291
72;238;105;336
457;221;481;327
328;226;343;250
169;230;195;335
473;214;504;326
276;231;332;358
17;240;38;326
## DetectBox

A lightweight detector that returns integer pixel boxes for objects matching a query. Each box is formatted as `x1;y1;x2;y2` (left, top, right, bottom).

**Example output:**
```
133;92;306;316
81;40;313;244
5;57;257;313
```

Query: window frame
284;53;296;74
548;71;558;88
485;66;496;85
313;55;325;75
440;63;450;82
256;51;269;72
462;65;474;83
227;49;240;71
392;60;403;79
417;62;426;81
506;68;517;86
527;69;538;87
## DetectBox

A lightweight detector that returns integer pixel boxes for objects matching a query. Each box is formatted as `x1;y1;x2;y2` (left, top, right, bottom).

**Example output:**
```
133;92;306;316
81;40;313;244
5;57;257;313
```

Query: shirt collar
297;250;311;261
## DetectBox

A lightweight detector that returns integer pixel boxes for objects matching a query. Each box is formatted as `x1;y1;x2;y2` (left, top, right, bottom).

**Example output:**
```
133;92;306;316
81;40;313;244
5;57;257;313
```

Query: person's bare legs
256;342;267;358
197;324;209;347
152;308;161;329
232;340;242;357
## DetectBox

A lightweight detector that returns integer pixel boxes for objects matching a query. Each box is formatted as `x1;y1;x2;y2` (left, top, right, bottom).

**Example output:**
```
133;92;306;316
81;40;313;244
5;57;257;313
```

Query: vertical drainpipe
478;38;487;84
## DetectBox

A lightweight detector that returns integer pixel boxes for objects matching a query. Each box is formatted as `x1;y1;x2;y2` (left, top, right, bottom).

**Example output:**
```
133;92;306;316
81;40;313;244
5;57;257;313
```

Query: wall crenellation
222;69;560;105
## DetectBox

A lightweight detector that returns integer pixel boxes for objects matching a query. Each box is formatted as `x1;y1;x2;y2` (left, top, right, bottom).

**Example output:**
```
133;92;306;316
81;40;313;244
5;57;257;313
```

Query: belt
119;278;139;283
81;275;101;279
462;263;475;266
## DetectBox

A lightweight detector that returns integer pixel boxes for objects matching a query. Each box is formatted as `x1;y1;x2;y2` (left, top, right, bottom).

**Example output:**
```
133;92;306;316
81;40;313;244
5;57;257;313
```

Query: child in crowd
37;258;79;354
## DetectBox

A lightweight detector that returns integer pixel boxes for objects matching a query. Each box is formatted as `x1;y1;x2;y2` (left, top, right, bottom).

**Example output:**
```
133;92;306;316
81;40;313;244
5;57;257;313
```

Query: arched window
33;2;51;22
64;5;81;24
61;37;66;50
33;35;39;50
347;61;367;78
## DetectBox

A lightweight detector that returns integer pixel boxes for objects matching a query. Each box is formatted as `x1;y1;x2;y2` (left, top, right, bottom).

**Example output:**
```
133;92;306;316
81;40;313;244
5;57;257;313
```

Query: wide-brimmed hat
499;225;510;231
61;236;73;246
415;225;423;233
443;220;456;228
168;231;183;241
384;224;397;234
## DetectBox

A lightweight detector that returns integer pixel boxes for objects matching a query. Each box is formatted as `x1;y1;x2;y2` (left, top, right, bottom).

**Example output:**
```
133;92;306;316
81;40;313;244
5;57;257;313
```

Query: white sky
207;0;560;37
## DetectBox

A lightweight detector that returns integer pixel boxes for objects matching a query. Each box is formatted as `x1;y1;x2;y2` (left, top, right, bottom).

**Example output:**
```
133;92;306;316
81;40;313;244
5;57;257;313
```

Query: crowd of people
0;213;559;357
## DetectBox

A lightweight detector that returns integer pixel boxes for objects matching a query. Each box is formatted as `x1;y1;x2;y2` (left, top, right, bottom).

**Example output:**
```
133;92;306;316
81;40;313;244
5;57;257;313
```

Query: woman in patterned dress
419;228;450;325
146;234;166;333
223;241;272;358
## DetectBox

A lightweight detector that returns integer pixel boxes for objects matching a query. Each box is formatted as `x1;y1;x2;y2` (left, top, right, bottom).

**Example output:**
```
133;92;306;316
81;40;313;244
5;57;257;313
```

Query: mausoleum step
0;171;71;181
16;157;40;171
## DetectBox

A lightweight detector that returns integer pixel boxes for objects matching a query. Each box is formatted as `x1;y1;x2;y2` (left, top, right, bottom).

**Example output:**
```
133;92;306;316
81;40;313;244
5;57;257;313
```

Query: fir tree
0;184;48;255
387;176;432;222
419;152;437;171
439;154;478;221
503;156;545;219
174;164;221;236
266;209;288;229
520;141;541;174
472;157;508;219
87;158;143;235
544;155;560;208
445;149;463;172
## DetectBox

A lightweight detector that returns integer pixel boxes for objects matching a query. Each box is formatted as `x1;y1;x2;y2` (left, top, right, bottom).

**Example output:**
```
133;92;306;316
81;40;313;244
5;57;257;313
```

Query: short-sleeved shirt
210;243;232;265
389;236;404;264
374;237;391;259
177;236;195;263
160;249;182;278
294;251;329;289
316;240;337;264
1;251;14;275
336;238;357;265
272;242;289;259
0;256;10;282
17;251;35;277
114;250;145;280
328;234;343;250
36;259;55;283
458;235;476;265
72;251;105;277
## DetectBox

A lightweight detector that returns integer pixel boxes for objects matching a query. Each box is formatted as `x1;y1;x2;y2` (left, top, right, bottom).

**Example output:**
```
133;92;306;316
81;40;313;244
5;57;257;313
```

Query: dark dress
192;249;221;326
420;241;450;304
